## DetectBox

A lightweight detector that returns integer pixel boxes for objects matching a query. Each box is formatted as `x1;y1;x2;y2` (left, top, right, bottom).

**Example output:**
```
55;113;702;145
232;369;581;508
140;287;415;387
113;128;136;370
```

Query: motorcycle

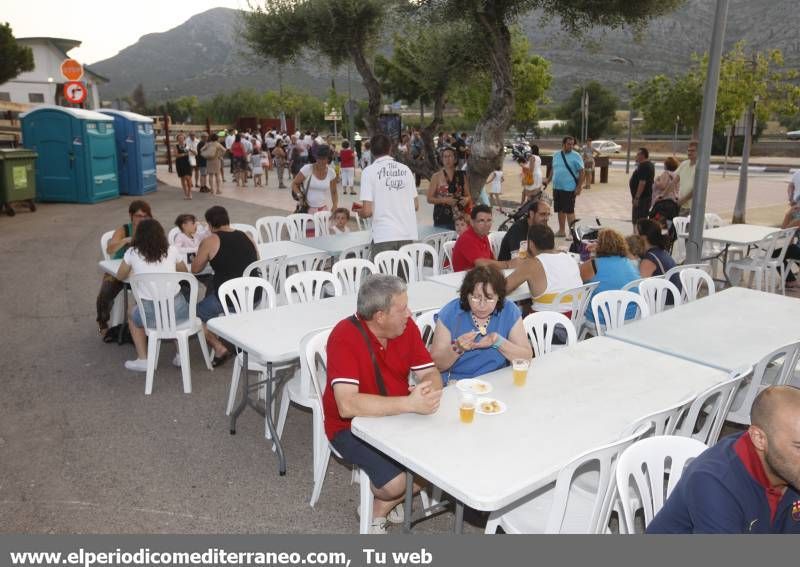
505;140;532;162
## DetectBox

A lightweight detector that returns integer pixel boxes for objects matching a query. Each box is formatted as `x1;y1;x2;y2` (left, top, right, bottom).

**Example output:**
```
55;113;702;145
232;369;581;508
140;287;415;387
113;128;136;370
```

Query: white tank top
532;252;583;311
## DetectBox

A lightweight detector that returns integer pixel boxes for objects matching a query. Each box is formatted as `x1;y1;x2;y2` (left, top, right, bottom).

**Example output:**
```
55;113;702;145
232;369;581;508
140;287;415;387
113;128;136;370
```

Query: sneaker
368;517;389;534
357;503;404;525
172;353;182;367
124;359;148;372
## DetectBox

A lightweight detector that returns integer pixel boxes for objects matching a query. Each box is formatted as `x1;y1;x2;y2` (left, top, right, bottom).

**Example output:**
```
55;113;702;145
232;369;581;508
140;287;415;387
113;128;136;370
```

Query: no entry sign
63;81;88;104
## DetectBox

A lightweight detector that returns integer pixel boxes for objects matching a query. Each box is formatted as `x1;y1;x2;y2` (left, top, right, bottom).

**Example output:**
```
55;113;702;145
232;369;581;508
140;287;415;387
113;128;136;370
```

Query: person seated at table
579;228;640;324
496;200;552;262
505;225;582;313
173;213;210;252
323;274;443;534
452;205;494;272
776;205;800;288
625;234;645;270
637;219;682;294
191;206;259;367
430;266;531;384
330;207;352;234
96;200;152;340
114;219;188;372
648;385;800;534
454;213;469;237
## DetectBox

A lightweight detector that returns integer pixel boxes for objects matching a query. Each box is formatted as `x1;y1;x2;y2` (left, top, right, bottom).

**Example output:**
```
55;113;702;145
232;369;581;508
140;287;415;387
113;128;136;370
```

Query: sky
4;0;247;64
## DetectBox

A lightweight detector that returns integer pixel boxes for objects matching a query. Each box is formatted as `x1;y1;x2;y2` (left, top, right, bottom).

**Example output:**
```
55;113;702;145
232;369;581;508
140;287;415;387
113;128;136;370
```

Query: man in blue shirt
647;385;800;534
542;136;585;238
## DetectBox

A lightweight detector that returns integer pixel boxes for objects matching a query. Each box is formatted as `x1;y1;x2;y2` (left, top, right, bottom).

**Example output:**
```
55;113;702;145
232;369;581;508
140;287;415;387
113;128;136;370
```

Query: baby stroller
569;218;602;258
648;199;680;253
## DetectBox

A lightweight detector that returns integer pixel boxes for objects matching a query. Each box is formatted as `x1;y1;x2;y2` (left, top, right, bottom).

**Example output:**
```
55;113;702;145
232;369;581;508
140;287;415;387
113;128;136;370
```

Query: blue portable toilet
98;110;157;195
20;105;119;204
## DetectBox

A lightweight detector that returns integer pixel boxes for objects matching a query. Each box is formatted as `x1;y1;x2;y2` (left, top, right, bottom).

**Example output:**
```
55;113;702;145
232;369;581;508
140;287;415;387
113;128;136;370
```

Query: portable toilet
20;105;119;204
98;110;157;195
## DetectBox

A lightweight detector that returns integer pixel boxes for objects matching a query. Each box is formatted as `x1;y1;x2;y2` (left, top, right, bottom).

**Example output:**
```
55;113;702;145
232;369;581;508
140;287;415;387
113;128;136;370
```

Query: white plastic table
606;287;800;372
702;224;779;284
207;280;458;475
257;240;325;261
303;225;452;257
352;337;727;532
426;269;531;303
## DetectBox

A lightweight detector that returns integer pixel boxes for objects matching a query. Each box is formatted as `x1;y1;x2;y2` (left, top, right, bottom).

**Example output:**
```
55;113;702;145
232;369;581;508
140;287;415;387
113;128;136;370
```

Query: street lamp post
610;56;635;174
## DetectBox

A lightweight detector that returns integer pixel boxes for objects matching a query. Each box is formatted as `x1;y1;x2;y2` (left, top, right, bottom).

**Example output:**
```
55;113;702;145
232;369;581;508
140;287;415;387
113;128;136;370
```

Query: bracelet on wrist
490;335;505;350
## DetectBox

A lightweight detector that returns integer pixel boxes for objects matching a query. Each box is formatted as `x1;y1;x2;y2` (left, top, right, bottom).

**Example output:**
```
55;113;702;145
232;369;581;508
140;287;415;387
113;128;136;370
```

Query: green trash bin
0;148;37;216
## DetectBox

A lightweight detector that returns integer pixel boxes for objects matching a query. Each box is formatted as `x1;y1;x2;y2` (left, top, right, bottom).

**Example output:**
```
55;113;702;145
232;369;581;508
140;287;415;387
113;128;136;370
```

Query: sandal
212;350;233;368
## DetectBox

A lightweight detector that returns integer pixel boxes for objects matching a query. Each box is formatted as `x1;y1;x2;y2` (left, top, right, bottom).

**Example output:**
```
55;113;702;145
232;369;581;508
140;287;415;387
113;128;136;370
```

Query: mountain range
90;1;800;108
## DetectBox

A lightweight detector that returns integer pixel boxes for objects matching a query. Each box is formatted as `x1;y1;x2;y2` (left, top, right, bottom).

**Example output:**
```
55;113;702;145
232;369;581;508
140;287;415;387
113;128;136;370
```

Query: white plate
475;397;507;415
456;379;493;395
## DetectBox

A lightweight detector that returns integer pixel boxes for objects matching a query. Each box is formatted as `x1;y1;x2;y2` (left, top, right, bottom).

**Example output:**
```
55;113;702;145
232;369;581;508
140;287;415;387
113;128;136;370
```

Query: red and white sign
63;81;88;104
60;59;84;81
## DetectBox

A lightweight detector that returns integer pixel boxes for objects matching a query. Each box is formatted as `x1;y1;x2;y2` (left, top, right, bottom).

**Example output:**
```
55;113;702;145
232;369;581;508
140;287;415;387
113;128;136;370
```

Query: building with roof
0;37;108;111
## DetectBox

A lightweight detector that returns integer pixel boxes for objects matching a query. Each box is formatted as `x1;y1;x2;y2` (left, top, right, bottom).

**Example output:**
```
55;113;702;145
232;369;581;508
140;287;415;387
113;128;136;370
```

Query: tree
559;82;619;140
0;23;34;85
129;84;148;114
242;0;392;134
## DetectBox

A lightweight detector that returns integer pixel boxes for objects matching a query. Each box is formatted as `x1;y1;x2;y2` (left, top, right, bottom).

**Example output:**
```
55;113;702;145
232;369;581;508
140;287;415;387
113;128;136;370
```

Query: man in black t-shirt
629;147;655;229
496;200;552;262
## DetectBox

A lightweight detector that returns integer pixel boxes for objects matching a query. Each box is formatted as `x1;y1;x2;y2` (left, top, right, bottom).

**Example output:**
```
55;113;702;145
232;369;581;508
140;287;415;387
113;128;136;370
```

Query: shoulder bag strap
559;151;579;186
349;315;388;396
647;250;667;275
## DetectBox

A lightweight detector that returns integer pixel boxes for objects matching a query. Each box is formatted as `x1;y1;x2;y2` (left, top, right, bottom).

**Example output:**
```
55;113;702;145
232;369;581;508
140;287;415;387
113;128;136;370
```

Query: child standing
251;149;265;187
486;169;504;208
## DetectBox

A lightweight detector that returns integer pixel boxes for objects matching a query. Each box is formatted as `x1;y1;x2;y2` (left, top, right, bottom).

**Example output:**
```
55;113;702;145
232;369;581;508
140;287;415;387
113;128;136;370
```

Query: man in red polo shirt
323;274;443;534
452;204;494;272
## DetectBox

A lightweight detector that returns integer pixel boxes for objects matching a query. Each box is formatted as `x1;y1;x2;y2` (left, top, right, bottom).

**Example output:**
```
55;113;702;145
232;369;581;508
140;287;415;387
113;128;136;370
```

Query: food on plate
480;400;502;413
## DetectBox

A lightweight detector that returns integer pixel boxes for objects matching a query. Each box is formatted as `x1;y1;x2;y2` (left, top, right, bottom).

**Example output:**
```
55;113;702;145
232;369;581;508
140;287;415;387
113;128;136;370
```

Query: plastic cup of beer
459;393;476;424
512;358;530;387
518;241;528;260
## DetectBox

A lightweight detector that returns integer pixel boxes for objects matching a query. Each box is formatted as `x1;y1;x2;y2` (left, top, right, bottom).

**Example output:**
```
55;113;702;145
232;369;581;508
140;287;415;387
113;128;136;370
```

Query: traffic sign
60;59;83;81
63;81;88;104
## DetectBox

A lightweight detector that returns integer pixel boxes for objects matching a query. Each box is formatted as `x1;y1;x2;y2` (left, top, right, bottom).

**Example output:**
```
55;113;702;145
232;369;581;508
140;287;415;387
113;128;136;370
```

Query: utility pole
610;56;635;173
732;55;758;224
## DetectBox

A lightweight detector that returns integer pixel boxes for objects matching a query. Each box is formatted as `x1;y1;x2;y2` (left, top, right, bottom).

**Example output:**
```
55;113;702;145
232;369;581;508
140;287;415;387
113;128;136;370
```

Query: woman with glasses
430;265;531;384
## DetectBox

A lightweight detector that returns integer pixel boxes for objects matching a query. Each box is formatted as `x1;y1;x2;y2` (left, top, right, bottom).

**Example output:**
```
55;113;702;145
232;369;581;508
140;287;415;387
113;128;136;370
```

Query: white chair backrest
543;429;645;534
303;328;333;415
727;341;800;425
100;230;115;261
284;270;342;304
217;276;276;314
400;243;440;280
352;211;371;230
286;213;315;240
313;210;332;237
488;231;506;259
338;243;371;262
332;258;377;295
616;436;708;534
255;216;289;243
771;228;797;264
231;223;258;244
673;369;750;445
523;311;577;358
553;282;600;327
441;241;456;273
244;255;286;294
662;263;710;284
672;216;689;237
167;226;180;246
422;230;456;257
590;290;649;336
288;252;329;273
129;273;199;335
678;268;715;302
414;309;439;350
621;276;651;292
374;250;414;282
703;213;724;229
638;278;682;314
620;396;694;438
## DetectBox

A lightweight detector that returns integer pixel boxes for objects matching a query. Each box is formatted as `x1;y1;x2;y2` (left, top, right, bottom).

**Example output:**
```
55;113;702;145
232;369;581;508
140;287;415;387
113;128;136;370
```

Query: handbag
293;176;311;213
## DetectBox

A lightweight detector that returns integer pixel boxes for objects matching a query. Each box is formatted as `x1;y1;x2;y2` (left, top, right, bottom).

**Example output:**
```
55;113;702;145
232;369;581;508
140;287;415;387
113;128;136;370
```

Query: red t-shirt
323;315;435;440
340;148;355;168
452;226;493;272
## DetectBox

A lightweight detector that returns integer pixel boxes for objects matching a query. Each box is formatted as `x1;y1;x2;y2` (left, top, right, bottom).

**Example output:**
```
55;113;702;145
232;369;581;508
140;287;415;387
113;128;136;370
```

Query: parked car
591;140;622;154
787;130;800;140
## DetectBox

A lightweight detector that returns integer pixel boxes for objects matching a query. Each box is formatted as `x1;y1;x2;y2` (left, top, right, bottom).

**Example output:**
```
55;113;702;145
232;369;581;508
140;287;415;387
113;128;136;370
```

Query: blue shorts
331;429;404;489
197;294;224;322
132;294;189;328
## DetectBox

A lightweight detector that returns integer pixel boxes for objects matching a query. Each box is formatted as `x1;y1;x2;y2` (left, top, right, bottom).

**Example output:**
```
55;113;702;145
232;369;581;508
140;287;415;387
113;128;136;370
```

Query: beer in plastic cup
512;358;530;387
518;242;528;259
459;393;476;423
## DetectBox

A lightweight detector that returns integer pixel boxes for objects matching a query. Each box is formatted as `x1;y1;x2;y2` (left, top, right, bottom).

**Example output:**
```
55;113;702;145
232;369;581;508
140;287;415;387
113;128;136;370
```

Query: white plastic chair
484;429;644;534
488;231;506;259
129;273;212;395
590;290;649;337
400;242;440;280
243;256;286;297
523;311;577;358
100;230;115;261
167;226;180;246
231;223;258;244
672;370;749;445
620;396;695;438
615;436;708;534
726;341;800;425
374;250;414;282
284;270;342;304
662;263;711;283
678;268;715;302
352;211;371;230
727;228;794;294
287;252;329;273
422;230;456;274
620;277;651;293
255;216;289;243
338;243;371;262
313;210;332;236
414;309;440;350
100;230;127;327
332;258;377;295
553;282;600;340
218;277;279;415
441;241;456;274
638;278;682;314
286;213;315;240
671;216;689;263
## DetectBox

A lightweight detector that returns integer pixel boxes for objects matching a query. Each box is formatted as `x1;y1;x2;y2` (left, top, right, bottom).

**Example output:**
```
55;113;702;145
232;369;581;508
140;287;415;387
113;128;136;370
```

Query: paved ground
0;156;791;534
